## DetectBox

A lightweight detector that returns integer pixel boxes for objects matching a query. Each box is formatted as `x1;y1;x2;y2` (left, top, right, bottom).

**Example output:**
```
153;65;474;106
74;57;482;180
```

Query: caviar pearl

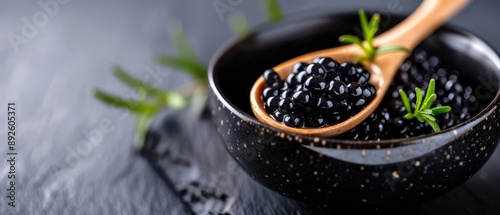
271;110;285;122
261;57;375;128
347;83;363;99
316;96;335;112
278;98;296;113
340;63;358;81
339;49;478;140
306;112;326;127
305;76;327;93
327;81;347;100
265;96;280;112
263;87;280;100
263;69;280;87
295;71;309;84
313;57;340;69
292;91;313;107
305;63;327;77
292;62;308;74
283;113;304;128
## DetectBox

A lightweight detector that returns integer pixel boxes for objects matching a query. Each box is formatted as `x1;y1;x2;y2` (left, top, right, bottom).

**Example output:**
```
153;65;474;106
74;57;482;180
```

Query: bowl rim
208;11;500;149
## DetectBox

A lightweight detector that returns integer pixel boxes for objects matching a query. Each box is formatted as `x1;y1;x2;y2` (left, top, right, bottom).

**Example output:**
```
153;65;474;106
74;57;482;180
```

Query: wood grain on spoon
250;0;470;137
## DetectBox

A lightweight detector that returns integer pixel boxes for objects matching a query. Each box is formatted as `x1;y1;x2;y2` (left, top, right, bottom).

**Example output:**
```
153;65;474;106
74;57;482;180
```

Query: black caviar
262;57;376;128
338;48;481;140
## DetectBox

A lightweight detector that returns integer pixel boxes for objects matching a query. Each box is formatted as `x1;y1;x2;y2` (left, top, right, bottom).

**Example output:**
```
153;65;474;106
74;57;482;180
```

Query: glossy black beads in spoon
262;57;376;128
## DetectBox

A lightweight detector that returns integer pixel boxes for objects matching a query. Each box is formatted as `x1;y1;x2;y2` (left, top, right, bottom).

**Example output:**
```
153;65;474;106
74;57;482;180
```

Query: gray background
1;0;499;214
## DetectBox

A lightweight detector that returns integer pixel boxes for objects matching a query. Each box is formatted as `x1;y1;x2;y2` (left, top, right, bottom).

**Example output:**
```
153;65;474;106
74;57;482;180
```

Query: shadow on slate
140;108;316;214
140;107;500;215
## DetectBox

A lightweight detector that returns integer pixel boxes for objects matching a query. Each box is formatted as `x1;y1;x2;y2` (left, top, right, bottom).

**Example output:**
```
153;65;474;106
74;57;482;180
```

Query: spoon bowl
250;0;470;137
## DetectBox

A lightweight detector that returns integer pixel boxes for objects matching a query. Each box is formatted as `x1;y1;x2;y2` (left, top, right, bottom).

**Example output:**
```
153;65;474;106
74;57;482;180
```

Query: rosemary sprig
94;0;286;149
229;12;252;37
228;0;283;36
156;22;207;82
399;79;452;132
339;9;408;62
263;0;284;23
94;23;206;148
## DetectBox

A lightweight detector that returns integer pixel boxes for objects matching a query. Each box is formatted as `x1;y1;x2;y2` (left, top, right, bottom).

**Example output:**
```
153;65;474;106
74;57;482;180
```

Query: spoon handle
374;0;470;49
370;0;470;89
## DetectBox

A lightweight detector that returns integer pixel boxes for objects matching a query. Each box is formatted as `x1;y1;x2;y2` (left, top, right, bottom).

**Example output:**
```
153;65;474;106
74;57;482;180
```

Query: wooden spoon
250;0;470;137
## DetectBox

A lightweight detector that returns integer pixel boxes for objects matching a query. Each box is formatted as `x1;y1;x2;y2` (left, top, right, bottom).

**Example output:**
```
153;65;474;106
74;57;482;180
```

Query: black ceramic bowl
208;12;500;208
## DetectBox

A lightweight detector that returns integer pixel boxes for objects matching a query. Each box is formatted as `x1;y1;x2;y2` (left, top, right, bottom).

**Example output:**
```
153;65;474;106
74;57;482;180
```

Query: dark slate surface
1;1;500;214
142;108;500;215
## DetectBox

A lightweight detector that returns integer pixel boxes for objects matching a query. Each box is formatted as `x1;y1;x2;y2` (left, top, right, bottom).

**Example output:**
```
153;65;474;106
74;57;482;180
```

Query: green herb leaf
163;91;188;109
340;9;407;62
156;54;207;81
113;66;167;97
358;9;370;43
405;113;415;120
168;22;201;64
427;120;441;132
415;114;426;123
355;56;371;63
161;21;207;82
415;87;423;112
431;106;452;115
375;45;409;56
399;79;452;133
419;113;436;122
93;89;158;114
399;89;412;114
134;114;154;150
422;79;436;109
229;12;252;37
367;13;380;42
339;35;363;47
419;109;433;115
264;0;283;23
421;94;436;111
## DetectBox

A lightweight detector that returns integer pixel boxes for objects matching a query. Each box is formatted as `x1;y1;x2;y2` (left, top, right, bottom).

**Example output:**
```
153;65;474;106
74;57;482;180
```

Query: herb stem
340;9;408;63
399;79;452;133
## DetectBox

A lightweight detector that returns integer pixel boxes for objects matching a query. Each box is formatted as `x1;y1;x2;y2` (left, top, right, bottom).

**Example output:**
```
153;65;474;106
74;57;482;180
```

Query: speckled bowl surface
208;12;500;208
